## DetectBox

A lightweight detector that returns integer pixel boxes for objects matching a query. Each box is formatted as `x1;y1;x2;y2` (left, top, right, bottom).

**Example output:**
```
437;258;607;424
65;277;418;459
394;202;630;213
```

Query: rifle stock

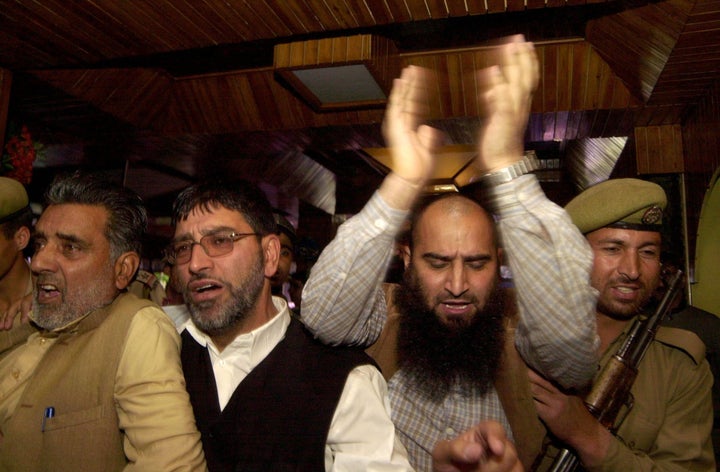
542;269;684;472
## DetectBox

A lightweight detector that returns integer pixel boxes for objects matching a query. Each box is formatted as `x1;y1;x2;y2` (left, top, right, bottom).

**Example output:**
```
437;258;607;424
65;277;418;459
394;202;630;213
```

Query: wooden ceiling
1;0;719;223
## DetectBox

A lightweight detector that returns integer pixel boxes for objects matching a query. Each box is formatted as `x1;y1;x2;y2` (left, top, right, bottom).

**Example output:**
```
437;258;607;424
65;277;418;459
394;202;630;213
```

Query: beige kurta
0;292;206;471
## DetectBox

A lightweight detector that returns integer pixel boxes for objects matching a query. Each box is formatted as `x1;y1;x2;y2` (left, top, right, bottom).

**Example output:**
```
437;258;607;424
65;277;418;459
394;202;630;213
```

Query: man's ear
13;226;30;252
114;252;140;290
497;247;504;267
262;234;281;278
402;245;411;269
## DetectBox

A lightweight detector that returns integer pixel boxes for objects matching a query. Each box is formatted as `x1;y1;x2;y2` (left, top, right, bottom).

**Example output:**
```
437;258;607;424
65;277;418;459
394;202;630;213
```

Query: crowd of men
0;35;715;472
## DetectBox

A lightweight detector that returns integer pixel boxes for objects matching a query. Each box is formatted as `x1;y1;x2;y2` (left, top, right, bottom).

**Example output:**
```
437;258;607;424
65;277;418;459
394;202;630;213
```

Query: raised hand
382;65;444;187
475;35;539;174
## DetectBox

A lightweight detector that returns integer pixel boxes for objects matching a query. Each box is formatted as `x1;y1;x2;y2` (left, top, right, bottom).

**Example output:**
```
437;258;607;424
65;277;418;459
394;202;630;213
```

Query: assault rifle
545;269;684;472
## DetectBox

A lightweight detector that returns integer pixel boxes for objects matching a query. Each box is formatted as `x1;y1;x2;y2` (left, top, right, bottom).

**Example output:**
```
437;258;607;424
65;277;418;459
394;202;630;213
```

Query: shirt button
12;369;20;379
445;427;455;437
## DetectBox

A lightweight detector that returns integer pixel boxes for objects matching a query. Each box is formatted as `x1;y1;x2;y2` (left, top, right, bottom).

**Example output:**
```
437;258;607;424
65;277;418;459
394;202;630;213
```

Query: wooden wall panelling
556;43;574;112
571;42;590;110
460;52;480;117
635;124;684;174
442;53;467;116
540;43;559;113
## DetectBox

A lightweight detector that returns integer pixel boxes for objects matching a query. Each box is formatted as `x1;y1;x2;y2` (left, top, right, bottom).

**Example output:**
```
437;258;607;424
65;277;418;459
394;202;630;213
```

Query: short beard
596;297;642;321
33;267;116;331
185;249;265;337
396;267;506;402
596;276;654;321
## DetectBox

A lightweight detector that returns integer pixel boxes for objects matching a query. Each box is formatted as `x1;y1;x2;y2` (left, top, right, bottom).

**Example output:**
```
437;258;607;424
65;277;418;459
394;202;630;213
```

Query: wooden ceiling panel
23;37;641;139
30;68;173;129
384;0;414;22
2;0;720;216
647;0;720;108
587;0;689;101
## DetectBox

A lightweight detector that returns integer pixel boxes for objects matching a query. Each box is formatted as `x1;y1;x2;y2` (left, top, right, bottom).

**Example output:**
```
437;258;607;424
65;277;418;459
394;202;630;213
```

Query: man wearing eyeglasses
166;180;413;471
165;81;527;469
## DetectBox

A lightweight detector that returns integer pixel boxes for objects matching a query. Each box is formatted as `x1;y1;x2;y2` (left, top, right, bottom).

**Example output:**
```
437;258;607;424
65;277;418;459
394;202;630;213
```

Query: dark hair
44;172;147;258
172;179;276;236
408;193;499;250
0;206;33;239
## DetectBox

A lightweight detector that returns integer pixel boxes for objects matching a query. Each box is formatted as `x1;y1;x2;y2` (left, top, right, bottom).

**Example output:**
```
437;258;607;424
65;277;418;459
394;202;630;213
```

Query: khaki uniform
535;323;715;471
126;269;167;306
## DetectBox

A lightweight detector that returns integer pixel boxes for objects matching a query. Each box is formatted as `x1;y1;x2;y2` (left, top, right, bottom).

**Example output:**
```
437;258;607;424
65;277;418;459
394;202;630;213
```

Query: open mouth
439;300;474;319
188;279;224;301
195;283;220;293
36;283;61;303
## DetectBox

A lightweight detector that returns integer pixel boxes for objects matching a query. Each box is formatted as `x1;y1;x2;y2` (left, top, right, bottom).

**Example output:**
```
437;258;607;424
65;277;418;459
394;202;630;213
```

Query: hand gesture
528;368;610;467
382;65;444;185
475;35;539;173
0;292;33;330
432;420;523;472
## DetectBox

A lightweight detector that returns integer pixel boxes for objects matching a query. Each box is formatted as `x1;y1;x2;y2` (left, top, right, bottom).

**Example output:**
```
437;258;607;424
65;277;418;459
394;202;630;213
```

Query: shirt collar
185;296;291;363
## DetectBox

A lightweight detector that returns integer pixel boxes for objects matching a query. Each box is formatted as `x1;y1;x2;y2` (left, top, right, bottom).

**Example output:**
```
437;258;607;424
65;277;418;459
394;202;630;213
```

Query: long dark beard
396;267;506;402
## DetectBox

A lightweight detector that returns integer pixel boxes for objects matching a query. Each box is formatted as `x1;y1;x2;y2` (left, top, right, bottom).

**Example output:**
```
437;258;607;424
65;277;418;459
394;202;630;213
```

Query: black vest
182;317;376;472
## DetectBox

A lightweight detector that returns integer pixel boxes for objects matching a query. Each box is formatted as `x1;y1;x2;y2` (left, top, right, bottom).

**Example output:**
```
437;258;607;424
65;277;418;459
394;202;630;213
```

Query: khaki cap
0;177;29;224
565;178;667;234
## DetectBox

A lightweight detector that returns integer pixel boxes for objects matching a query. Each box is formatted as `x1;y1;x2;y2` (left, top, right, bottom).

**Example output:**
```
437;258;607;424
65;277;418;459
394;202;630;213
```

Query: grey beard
186;252;265;337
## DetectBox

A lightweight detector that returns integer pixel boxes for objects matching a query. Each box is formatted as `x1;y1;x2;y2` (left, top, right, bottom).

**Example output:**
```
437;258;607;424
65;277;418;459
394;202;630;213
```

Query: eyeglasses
166;231;259;265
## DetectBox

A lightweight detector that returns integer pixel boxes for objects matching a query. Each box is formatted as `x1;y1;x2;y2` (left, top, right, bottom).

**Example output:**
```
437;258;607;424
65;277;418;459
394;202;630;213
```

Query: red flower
2;125;39;185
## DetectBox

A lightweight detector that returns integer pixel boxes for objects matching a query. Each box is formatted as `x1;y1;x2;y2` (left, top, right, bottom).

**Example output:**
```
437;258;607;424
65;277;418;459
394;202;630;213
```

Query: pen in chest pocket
41;406;55;432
